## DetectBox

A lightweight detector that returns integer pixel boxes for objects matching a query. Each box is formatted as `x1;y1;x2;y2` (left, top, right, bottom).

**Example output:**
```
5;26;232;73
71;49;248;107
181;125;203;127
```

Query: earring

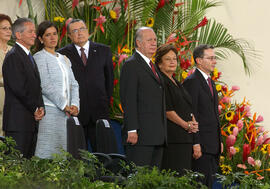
41;41;43;44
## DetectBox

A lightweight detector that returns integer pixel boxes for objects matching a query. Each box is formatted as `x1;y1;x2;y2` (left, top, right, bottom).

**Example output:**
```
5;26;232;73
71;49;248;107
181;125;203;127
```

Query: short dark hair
12;17;33;39
34;21;58;52
193;44;214;64
134;26;154;48
67;19;87;34
155;43;178;65
0;14;12;26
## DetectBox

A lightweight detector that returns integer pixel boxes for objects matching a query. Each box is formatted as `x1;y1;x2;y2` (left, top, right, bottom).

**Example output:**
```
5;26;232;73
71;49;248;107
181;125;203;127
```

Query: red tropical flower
72;0;79;10
180;59;191;70
94;15;107;33
243;143;251;162
193;17;208;31
113;79;118;86
19;0;23;7
59;18;73;44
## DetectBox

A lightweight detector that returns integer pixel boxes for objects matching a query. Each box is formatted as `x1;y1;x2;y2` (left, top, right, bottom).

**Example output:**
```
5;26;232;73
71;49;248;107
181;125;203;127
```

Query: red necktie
207;77;213;96
149;61;159;81
80;47;87;66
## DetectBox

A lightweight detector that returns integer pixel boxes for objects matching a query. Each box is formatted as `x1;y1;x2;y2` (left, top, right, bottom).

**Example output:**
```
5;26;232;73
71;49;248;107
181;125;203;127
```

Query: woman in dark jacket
156;44;198;175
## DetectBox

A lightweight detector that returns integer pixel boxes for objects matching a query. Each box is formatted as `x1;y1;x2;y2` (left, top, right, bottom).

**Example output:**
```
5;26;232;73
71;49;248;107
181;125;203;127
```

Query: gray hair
67;19;87;34
134;27;154;48
12;18;33;39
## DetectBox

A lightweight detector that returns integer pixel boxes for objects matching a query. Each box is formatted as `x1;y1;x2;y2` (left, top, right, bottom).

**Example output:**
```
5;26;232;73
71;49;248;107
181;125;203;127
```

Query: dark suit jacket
161;72;194;144
183;69;221;155
120;52;167;146
2;44;44;132
58;41;113;126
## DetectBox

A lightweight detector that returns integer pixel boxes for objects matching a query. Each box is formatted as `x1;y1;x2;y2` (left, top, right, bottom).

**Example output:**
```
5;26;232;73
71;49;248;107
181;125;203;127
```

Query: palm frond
193;19;259;75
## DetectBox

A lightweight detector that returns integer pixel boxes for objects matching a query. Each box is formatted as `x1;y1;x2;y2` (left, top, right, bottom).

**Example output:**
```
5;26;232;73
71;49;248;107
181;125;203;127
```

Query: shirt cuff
128;130;137;133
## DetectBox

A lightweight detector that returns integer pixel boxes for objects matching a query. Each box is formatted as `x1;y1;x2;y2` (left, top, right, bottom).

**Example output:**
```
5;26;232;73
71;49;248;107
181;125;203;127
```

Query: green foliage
124;167;207;189
216;172;269;189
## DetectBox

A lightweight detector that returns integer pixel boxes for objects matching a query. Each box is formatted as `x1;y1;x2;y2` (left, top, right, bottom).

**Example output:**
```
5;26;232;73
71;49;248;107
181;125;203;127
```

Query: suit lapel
195;69;214;100
70;44;85;67
134;52;160;84
15;44;39;78
87;41;98;66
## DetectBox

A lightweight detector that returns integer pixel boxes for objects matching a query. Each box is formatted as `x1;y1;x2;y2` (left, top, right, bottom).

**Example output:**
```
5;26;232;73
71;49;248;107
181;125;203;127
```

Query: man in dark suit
120;27;167;168
2;18;44;158
183;44;223;188
58;19;113;152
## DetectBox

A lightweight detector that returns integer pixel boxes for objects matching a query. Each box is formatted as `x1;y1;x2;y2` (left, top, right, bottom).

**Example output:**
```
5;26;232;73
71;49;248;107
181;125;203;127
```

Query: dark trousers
192;153;219;188
5;131;37;159
83;121;97;152
125;145;164;169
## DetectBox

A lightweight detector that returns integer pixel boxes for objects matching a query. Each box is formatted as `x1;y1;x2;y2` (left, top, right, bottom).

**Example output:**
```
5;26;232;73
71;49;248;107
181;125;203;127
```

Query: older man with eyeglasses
183;44;223;188
58;19;114;152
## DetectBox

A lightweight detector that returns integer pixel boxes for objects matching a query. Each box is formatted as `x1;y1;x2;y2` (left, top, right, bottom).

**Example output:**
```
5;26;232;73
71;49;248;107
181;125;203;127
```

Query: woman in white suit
33;21;79;158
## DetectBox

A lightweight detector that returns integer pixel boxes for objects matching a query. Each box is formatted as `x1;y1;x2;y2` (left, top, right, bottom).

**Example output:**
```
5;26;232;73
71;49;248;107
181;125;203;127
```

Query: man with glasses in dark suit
183;44;223;188
58;19;114;152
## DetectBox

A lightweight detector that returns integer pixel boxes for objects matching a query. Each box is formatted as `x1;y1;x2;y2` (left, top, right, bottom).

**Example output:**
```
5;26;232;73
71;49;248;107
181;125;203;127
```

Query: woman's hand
69;105;79;116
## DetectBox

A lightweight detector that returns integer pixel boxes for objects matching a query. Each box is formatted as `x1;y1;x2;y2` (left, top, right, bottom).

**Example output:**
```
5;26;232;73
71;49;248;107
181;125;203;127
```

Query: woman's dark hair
155;43;178;65
0;14;12;26
34;21;58;52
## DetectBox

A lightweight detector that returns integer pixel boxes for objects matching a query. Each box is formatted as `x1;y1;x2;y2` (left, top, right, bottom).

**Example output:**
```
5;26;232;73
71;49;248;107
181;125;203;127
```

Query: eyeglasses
71;27;88;34
203;56;216;61
0;27;12;31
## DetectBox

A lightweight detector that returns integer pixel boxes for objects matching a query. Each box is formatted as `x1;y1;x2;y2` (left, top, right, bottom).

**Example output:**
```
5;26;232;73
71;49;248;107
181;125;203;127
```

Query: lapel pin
93;49;96;52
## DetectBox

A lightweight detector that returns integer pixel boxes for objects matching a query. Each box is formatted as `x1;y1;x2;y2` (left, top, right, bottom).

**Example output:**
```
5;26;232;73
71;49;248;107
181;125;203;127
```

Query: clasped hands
64;105;79;117
186;120;199;133
34;107;45;121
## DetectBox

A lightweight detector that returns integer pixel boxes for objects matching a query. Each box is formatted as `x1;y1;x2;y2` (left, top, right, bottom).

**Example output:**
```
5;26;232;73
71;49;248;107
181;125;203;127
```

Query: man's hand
34;107;45;121
193;144;202;159
69;105;79;116
127;132;138;145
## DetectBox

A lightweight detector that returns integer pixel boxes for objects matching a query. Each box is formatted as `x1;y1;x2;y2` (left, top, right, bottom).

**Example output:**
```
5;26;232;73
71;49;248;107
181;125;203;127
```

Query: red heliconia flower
156;0;170;12
19;0;23;7
113;79;118;86
180;59;191;70
72;0;79;10
167;33;179;43
229;113;239;124
113;62;116;69
239;105;245;113
226;135;236;148
175;2;185;7
59;18;73;44
243;144;251;162
222;85;228;92
193;17;208;31
123;0;128;10
94;15;107;33
124;20;137;36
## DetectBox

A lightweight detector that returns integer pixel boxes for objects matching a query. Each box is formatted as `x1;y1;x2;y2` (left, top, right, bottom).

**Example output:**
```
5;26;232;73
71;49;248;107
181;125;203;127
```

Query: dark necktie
149;61;159;81
207;77;213;96
80;47;87;66
28;53;36;68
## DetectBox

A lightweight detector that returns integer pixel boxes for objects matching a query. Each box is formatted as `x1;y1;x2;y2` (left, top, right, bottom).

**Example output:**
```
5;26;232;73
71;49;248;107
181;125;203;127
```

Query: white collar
136;49;151;67
74;40;89;52
197;68;210;81
16;42;30;55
